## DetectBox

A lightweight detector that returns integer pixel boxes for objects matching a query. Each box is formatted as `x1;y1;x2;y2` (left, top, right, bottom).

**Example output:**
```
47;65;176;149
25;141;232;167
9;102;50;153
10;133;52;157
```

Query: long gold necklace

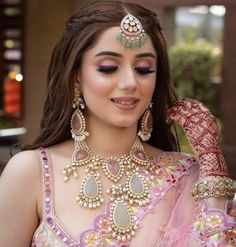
63;137;152;241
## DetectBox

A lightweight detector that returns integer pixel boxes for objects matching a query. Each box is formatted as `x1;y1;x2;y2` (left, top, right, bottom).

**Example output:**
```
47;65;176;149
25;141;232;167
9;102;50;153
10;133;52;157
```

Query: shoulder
0;149;41;197
1;149;40;178
0;149;42;216
0;150;42;245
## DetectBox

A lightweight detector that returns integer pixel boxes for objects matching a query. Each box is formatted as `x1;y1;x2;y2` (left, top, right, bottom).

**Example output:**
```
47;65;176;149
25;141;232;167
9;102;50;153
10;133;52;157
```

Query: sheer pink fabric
159;164;199;246
127;162;199;247
32;149;235;247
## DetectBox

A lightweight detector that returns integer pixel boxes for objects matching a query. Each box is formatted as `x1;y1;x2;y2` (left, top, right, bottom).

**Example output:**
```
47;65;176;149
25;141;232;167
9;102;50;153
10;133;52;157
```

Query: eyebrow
95;51;156;59
135;52;156;59
95;51;121;57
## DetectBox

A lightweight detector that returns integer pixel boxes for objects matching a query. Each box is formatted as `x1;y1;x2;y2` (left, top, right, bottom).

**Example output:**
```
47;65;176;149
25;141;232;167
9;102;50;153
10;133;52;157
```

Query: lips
111;97;139;110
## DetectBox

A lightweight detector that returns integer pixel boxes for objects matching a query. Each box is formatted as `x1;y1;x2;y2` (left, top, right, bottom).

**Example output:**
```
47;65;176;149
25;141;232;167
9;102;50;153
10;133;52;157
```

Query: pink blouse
31;148;236;247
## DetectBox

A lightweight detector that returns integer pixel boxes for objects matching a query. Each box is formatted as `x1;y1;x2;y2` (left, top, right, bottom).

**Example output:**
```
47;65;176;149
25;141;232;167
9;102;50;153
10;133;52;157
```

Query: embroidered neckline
38;148;195;247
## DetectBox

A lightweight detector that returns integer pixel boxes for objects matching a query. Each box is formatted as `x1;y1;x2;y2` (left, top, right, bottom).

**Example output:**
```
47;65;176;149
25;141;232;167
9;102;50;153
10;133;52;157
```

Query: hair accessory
71;89;89;142
138;103;153;141
191;176;236;201
117;12;147;49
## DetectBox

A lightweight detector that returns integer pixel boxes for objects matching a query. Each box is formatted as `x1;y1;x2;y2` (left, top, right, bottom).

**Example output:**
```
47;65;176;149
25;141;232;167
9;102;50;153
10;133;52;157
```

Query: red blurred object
3;78;22;116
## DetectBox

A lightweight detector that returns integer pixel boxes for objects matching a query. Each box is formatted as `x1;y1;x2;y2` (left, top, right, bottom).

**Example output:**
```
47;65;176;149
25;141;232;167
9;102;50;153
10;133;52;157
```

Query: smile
111;97;139;110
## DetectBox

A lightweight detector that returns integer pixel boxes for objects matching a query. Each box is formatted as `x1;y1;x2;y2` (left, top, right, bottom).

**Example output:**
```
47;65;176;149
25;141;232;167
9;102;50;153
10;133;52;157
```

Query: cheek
80;74;113;105
141;77;156;98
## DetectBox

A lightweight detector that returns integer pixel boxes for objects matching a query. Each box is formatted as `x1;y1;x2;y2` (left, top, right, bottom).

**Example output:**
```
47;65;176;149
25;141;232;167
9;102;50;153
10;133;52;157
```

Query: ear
74;72;81;92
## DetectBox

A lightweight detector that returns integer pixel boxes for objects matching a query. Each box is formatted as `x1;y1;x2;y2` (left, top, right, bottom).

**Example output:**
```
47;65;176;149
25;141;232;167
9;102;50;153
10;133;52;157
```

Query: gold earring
138;103;153;141
71;88;89;142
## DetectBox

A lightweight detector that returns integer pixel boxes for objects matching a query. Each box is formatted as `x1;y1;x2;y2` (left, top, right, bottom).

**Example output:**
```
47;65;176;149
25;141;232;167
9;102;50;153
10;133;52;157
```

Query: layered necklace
63;137;152;241
63;137;151;208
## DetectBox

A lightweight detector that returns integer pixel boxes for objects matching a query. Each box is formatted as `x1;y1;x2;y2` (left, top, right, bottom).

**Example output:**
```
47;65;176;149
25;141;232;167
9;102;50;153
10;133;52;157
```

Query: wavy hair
24;0;179;151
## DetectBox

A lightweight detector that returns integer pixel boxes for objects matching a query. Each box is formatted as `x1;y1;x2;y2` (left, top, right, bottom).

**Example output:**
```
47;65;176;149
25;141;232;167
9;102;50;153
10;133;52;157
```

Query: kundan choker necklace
63;137;152;209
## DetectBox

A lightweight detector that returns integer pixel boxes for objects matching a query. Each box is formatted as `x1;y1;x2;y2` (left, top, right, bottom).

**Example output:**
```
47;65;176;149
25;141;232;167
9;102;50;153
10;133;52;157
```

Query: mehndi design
167;98;228;177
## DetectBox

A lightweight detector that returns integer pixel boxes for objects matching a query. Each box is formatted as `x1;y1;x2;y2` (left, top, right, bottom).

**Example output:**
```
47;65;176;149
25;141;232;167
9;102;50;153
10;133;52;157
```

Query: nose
118;67;137;92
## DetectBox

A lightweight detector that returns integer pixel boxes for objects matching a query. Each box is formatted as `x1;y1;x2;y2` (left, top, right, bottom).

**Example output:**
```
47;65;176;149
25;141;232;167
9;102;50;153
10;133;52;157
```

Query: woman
0;1;235;246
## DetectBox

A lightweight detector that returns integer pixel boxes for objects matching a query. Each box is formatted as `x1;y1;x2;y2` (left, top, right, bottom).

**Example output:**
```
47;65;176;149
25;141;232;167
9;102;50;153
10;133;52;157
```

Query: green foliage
175;118;222;154
169;40;221;114
176;15;223;46
169;40;222;152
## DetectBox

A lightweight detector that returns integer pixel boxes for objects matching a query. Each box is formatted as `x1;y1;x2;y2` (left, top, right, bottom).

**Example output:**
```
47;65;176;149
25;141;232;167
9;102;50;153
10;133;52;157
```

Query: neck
85;118;138;158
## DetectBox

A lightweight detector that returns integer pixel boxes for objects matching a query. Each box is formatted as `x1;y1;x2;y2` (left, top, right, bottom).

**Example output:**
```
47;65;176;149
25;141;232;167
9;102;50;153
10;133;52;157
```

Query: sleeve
159;162;236;247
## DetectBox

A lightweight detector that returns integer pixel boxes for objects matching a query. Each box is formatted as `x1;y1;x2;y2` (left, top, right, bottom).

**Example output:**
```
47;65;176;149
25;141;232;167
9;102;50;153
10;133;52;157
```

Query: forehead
87;26;157;57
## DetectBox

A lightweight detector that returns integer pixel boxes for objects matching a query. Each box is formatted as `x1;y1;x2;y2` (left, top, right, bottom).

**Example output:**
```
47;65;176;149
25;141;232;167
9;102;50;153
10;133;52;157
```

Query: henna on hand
167;98;228;177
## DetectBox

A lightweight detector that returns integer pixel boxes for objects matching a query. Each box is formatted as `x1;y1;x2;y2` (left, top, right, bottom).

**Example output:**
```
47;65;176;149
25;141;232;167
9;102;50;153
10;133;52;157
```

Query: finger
167;109;187;126
183;98;210;113
167;98;209;125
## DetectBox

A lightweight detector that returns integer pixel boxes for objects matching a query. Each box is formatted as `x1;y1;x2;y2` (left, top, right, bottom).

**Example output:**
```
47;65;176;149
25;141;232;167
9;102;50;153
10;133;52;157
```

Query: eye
97;65;118;74
135;67;155;75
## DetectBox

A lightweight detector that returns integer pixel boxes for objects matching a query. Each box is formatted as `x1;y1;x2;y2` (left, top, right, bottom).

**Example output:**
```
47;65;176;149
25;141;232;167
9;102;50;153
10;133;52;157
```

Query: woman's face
77;26;157;130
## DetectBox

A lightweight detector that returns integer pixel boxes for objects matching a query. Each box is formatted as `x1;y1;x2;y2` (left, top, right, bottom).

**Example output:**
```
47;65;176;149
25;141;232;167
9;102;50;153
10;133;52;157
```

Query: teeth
113;99;136;105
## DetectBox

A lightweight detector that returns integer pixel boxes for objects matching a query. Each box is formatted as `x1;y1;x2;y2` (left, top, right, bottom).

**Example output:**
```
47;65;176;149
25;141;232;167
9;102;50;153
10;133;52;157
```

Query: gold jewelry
66;87;154;240
63;136;152;241
71;89;89;142
63;137;151;208
117;11;148;49
191;176;236;201
138;103;153;141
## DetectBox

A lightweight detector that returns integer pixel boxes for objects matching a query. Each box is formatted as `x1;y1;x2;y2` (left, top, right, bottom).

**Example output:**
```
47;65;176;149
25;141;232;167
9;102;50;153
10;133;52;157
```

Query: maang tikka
117;9;148;49
138;103;153;141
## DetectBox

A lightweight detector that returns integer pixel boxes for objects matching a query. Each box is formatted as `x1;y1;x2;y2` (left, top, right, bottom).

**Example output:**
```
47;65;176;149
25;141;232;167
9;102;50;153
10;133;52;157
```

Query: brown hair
24;0;179;151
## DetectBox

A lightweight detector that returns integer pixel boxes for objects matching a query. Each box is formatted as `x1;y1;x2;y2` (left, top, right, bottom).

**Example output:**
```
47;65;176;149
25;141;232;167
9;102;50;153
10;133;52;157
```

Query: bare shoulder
0;150;41;245
0;149;42;204
1;149;41;182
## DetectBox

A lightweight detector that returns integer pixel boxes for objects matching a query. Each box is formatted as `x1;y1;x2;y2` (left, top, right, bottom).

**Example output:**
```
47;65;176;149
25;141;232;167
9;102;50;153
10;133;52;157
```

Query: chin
112;119;138;129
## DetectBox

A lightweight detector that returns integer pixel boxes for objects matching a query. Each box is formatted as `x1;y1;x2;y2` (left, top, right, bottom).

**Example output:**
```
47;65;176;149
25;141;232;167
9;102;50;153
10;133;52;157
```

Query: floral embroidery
31;223;63;247
191;200;236;246
32;149;235;247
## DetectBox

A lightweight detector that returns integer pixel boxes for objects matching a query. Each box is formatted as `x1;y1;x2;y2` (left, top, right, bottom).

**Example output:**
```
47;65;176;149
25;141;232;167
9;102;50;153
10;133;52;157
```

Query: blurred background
0;0;235;179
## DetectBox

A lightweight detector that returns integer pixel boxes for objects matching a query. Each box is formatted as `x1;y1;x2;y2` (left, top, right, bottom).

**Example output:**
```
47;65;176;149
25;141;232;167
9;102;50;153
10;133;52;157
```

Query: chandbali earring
138;103;153;141
71;88;89;142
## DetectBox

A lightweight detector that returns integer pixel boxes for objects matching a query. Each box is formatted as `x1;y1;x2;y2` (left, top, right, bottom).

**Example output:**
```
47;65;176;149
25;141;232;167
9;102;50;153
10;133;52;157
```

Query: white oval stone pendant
83;175;99;198
76;173;104;209
109;199;138;241
126;172;150;206
129;173;144;195
113;202;131;229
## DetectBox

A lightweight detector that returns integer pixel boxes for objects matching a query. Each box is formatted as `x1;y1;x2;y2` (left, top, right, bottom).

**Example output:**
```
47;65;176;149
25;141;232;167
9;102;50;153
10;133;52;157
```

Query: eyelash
97;66;117;74
97;66;155;75
135;67;155;75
